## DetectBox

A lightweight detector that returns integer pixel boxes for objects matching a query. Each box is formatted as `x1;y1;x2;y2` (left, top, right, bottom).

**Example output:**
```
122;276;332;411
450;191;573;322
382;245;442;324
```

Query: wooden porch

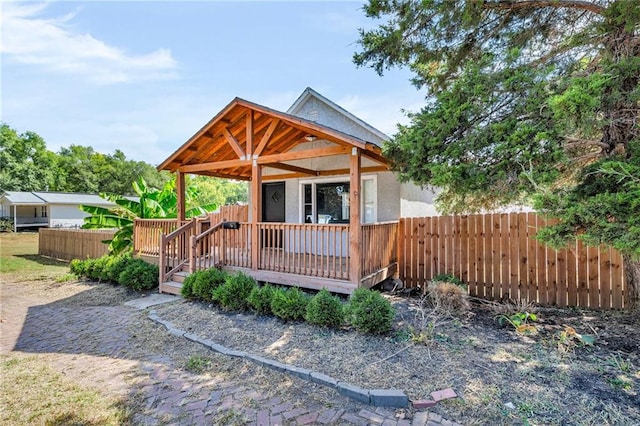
134;214;398;295
150;94;397;295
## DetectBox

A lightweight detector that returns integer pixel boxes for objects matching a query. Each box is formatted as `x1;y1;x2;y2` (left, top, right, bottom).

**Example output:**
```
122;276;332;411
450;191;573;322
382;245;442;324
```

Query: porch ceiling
157;98;389;181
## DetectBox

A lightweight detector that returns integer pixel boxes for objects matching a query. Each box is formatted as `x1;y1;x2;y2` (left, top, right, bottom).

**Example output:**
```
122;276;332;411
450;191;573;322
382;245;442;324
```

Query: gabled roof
157;95;388;180
32;192;115;205
287;87;390;143
1;191;44;204
1;191;115;206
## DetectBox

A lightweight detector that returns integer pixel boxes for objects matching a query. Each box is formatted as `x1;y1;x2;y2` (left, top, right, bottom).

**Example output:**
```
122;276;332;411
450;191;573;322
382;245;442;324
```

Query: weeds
554;325;595;352
497;311;538;335
184;355;212;374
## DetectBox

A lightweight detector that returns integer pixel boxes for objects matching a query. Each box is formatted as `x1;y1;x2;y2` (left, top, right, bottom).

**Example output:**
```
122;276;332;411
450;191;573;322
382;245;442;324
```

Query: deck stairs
160;269;188;296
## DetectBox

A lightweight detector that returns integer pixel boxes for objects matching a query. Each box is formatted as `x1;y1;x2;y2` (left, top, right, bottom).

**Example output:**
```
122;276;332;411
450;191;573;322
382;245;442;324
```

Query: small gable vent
307;110;318;122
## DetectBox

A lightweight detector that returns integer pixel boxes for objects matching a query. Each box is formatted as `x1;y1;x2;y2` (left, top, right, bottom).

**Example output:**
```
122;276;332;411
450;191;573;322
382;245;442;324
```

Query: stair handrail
189;220;226;273
159;219;196;284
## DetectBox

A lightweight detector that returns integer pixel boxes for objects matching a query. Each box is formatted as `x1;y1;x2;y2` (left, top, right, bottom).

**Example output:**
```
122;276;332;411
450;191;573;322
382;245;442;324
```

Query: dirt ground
155;289;640;426
2;270;638;425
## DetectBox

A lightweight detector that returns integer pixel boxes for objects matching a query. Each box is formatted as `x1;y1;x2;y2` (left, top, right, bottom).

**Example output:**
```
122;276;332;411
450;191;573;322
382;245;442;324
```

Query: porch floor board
192;247;350;281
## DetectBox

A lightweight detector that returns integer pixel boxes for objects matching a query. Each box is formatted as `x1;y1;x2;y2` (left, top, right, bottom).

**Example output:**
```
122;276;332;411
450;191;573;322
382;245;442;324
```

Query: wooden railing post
349;147;362;286
159;234;166;287
189;234;197;273
221;221;227;266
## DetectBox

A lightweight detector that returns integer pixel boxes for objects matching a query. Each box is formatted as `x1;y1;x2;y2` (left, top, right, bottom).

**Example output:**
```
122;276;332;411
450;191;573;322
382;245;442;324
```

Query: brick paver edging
148;310;409;408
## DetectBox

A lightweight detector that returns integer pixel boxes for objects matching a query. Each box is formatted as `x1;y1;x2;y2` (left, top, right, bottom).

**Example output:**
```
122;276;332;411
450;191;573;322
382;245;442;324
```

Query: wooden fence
39;228;116;261
398;213;627;309
207;204;248;224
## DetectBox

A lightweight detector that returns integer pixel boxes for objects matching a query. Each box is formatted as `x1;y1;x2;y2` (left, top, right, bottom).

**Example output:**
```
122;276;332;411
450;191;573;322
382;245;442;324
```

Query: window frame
298;174;377;224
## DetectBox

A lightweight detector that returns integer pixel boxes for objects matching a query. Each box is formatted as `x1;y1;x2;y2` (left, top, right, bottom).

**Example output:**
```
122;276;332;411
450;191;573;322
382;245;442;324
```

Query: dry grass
156;295;640;425
426;281;471;315
0;354;131;425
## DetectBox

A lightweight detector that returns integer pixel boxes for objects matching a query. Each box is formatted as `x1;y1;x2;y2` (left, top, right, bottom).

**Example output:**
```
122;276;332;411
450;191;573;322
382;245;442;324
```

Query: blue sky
2;1;425;165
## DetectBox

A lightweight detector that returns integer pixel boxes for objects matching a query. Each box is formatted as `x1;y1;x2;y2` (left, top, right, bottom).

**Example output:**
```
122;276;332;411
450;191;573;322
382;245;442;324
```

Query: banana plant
81;177;216;254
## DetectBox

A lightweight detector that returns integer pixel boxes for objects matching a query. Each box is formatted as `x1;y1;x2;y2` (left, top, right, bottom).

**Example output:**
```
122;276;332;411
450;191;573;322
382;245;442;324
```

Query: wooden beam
254;118;280;157
251;161;262;270
179;158;252;173
196;170;251;181
176;170;186;222
246;110;254;156
262;127;303;155
349;147;361;287
265;163;318;176
318;165;388;177
360;148;390;168
262;173;306;181
223;127;246;159
258;145;349;164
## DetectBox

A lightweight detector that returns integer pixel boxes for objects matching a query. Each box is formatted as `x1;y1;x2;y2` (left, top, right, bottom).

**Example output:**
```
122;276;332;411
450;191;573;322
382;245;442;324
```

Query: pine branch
483;1;605;15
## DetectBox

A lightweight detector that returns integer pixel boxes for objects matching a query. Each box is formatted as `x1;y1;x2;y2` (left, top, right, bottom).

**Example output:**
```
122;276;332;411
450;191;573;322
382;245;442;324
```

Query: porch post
349;147;362;287
176;170;186;223
251;159;262;270
13;205;17;233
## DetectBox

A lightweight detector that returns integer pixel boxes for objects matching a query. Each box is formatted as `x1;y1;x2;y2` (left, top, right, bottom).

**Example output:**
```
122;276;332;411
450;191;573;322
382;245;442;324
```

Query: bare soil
154;290;640;426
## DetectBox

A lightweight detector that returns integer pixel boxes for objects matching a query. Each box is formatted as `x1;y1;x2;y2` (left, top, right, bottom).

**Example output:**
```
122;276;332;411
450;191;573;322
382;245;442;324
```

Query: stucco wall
400;182;439;217
293;97;385;144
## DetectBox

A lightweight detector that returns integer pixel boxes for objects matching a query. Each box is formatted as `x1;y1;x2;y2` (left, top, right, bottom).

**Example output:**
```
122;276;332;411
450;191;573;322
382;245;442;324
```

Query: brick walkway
1;282;461;425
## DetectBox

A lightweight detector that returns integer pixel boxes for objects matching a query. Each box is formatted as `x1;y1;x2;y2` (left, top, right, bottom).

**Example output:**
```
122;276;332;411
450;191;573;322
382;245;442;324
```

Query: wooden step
159;281;183;296
173;271;189;283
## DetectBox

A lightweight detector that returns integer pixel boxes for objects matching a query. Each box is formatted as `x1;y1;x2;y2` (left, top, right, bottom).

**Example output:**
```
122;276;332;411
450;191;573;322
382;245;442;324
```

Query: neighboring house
152;87;442;294
0;191;116;232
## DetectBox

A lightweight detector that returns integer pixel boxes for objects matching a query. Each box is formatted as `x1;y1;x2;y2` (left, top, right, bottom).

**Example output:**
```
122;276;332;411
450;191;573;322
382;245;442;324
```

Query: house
0;191;116;232
143;87;439;295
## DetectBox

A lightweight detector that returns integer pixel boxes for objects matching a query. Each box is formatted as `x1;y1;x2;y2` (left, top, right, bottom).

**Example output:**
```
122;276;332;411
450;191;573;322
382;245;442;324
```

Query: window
300;176;376;224
41;206;48;218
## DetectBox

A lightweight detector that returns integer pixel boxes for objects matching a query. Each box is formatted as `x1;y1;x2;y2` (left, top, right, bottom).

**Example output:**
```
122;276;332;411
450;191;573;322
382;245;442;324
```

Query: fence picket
397;213;626;309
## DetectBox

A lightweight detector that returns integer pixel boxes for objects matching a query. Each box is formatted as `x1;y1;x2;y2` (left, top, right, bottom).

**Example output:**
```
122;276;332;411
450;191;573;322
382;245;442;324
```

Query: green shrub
0;217;14;232
271;287;310;321
247;284;276;315
104;252;135;283
212;272;257;311
347;288;395;335
85;257;109;281
182;268;228;301
118;258;158;291
69;259;87;277
305;289;345;328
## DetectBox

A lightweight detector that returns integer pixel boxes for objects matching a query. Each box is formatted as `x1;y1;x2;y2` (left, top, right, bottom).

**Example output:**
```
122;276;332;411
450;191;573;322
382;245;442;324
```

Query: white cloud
1;2;177;84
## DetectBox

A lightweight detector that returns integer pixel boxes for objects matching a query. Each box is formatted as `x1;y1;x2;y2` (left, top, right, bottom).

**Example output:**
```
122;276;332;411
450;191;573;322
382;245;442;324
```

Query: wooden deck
159;247;378;295
135;215;399;296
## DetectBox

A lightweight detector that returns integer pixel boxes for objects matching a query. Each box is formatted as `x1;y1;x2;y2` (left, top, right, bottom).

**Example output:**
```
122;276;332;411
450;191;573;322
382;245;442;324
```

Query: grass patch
0;354;131;425
184;355;212;374
0;233;69;281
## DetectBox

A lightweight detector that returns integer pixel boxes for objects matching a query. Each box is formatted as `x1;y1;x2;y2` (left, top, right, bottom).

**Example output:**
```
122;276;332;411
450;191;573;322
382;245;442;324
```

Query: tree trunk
623;255;640;312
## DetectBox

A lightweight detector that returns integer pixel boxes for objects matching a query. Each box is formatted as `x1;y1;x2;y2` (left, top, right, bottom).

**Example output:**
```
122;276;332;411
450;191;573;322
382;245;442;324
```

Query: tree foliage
355;1;639;306
0;124;57;192
190;175;248;208
0;123;248;207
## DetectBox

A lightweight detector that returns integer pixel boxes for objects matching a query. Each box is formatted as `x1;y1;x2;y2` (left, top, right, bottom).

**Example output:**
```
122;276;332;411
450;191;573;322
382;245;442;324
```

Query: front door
262;182;285;248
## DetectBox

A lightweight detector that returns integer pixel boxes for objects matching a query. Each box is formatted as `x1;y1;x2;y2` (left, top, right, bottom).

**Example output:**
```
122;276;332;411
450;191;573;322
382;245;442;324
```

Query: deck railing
159;220;196;283
134;219;180;256
257;223;350;280
361;221;399;277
